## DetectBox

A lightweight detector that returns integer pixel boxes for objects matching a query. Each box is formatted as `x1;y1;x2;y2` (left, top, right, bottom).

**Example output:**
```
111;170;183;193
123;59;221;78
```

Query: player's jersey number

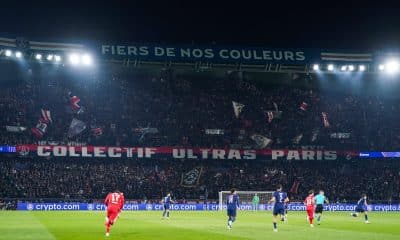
111;193;120;204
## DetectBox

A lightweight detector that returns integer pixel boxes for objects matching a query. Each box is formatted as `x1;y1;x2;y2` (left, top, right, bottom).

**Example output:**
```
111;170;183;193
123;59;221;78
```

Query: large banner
99;44;374;64
17;203;400;212
100;44;318;64
16;145;358;160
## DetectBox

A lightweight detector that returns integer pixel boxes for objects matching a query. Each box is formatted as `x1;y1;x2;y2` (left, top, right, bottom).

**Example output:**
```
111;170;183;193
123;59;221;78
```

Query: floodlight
312;64;319;71
348;65;354;71
359;65;365;71
35;54;42;60
81;54;92;65
15;51;22;58
340;65;347;71
69;54;80;65
378;64;385;71
5;50;12;57
54;55;61;62
327;64;334;71
47;54;53;61
386;60;399;73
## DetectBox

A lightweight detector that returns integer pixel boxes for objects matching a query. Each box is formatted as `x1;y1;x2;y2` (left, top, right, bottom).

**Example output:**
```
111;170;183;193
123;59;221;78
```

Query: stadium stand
1;61;400;206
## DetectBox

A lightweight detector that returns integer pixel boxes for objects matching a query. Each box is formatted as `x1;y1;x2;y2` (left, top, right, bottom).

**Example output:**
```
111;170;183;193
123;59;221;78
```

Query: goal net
218;191;274;211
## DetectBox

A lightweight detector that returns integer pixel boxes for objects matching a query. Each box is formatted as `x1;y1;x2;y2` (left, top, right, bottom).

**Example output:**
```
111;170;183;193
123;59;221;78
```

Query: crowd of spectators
1;64;400;150
1;62;400;202
0;158;399;203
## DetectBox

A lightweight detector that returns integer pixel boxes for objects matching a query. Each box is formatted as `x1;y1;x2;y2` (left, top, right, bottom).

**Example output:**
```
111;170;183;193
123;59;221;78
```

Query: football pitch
1;211;399;240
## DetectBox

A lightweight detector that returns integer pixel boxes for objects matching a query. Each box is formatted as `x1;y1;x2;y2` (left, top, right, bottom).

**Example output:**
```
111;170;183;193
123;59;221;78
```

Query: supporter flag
250;134;272;149
299;102;308;111
31;109;52;139
134;127;159;142
90;126;103;136
181;167;203;187
290;178;301;194
40;109;52;124
6;126;27;132
321;112;330;127
31;121;48;138
232;101;245;118
68;92;84;114
67;118;86;138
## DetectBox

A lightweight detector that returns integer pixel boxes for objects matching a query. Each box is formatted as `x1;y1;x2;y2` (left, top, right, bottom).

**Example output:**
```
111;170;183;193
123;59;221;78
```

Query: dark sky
1;2;400;50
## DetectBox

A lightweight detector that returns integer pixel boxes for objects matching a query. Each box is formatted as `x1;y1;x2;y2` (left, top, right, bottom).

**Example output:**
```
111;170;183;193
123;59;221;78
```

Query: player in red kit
104;190;124;237
304;190;316;227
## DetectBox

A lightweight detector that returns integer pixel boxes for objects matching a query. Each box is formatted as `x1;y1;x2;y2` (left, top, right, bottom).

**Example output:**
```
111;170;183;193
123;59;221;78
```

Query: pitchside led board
16;203;400;212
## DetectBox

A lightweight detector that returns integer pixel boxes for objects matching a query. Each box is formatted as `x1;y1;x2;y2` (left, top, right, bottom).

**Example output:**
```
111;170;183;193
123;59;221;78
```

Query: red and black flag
299;102;308;111
31;109;52;138
91;126;103;136
68;91;84;114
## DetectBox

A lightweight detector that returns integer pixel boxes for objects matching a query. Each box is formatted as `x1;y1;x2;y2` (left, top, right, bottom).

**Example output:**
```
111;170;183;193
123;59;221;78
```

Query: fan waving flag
299;102;308;111
232;101;245;118
251;134;272;149
6;126;27;132
31;109;52;139
68;118;87;138
181;167;203;187
31;121;48;138
40;109;52;124
90;126;103;136
68;92;84;114
321;112;330;127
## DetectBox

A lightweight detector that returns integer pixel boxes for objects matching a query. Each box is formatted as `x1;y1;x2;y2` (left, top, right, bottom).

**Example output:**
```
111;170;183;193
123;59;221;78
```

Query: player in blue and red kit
226;188;240;229
162;192;173;219
269;184;289;232
351;194;370;224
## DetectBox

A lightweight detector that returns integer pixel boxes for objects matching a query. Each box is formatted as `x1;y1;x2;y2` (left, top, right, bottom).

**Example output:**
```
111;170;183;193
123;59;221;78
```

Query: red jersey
105;192;124;209
304;194;315;209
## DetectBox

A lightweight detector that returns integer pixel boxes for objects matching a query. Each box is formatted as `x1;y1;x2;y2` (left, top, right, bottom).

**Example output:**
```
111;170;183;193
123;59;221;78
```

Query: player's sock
106;222;110;234
273;222;277;229
167;212;170;218
162;210;166;217
317;215;321;223
352;213;357;217
364;214;368;221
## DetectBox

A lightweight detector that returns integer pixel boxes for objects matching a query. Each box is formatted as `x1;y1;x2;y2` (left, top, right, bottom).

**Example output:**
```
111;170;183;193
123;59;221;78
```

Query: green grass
0;211;399;240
